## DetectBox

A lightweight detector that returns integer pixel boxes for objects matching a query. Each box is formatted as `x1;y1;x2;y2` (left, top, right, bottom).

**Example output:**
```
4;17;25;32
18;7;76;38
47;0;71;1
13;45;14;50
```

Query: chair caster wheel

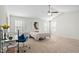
29;47;31;49
23;50;26;52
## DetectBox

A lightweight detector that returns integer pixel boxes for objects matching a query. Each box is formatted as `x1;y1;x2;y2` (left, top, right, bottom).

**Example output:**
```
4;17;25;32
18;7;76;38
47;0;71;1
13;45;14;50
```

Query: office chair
16;31;31;53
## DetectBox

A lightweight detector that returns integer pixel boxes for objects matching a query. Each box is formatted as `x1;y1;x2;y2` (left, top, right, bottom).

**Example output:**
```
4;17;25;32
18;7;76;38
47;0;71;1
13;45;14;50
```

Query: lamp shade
48;12;52;16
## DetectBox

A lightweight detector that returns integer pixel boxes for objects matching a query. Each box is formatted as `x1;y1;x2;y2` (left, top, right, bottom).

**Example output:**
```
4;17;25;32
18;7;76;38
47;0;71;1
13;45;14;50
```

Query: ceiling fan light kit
48;5;59;16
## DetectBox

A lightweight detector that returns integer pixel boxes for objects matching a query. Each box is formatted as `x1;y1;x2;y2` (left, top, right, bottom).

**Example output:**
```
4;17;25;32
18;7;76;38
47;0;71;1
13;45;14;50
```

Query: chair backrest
18;34;28;42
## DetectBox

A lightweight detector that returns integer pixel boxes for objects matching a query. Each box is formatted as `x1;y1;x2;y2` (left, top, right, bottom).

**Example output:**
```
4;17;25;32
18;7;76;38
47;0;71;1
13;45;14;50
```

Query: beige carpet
23;36;79;53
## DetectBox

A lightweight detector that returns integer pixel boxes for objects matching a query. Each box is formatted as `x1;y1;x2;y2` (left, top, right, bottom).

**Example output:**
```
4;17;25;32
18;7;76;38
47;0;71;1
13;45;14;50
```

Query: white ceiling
6;5;79;20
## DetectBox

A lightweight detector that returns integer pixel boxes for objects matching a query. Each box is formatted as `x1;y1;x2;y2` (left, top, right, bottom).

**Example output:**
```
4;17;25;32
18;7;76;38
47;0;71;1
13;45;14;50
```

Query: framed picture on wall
33;22;39;32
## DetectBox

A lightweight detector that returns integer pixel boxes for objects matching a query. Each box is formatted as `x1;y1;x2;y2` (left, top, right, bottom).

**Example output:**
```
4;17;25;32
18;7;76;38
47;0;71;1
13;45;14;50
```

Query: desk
4;39;17;42
1;39;17;53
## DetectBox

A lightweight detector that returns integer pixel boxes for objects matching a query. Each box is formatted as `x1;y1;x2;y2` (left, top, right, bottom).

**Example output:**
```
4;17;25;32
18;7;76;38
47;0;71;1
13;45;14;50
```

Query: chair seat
18;34;28;42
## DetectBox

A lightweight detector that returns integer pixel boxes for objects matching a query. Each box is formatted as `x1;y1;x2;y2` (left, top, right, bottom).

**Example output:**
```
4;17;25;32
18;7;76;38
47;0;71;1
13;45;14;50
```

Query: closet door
51;21;56;35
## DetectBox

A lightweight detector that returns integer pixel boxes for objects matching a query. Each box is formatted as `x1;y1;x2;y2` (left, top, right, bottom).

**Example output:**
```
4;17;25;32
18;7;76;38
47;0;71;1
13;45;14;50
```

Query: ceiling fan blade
51;11;59;13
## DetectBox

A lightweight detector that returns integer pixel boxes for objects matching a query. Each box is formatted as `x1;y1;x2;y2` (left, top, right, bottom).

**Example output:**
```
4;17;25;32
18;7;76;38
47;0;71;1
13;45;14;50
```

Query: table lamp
2;23;10;40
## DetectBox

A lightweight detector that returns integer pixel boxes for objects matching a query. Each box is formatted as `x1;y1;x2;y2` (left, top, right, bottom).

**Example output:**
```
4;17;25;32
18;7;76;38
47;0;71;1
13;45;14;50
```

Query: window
15;20;23;33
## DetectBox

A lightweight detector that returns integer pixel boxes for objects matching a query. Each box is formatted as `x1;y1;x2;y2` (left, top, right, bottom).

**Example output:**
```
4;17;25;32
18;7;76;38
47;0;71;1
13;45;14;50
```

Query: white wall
10;16;49;33
0;6;7;25
0;6;7;52
51;12;79;39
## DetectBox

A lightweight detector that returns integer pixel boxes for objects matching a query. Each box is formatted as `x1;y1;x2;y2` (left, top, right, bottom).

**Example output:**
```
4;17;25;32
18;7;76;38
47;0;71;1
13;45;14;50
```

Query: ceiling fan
48;5;59;16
